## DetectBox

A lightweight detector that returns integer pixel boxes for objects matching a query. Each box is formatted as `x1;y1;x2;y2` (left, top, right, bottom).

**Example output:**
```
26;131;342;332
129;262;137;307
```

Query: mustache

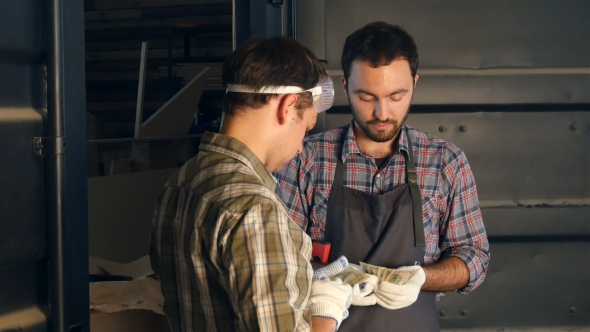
366;119;396;125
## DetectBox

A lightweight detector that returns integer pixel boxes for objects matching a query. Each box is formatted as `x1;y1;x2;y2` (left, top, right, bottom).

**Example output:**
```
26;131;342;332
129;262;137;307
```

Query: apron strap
334;155;345;187
405;136;426;247
330;131;426;247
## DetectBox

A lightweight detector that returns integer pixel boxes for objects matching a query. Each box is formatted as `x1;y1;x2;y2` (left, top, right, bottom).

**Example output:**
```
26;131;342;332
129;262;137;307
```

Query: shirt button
376;174;381;178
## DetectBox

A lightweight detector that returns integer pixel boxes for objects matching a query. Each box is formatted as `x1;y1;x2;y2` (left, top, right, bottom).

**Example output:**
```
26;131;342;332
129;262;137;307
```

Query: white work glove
307;278;352;329
373;265;426;310
351;274;378;306
313;256;348;280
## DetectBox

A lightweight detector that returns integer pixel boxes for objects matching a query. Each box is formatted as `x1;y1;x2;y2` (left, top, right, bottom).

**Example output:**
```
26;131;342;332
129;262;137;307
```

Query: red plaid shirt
276;122;489;295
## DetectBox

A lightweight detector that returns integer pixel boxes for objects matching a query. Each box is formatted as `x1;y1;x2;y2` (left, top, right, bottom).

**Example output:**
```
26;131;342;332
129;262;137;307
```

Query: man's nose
374;99;388;121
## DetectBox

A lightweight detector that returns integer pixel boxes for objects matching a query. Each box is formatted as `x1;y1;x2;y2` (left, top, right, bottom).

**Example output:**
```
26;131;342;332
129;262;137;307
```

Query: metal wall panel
0;0;89;330
296;0;590;105
437;242;590;328
325;111;590;204
0;0;48;330
321;0;590;70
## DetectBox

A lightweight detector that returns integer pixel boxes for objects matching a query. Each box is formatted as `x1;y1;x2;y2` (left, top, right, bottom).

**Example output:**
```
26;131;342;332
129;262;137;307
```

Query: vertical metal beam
47;0;66;331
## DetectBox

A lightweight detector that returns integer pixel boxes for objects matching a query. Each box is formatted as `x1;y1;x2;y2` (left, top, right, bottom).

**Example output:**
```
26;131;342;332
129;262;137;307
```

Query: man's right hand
373;265;426;310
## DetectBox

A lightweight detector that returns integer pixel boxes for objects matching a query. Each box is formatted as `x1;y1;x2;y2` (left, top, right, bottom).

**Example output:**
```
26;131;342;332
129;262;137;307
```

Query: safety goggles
226;76;334;113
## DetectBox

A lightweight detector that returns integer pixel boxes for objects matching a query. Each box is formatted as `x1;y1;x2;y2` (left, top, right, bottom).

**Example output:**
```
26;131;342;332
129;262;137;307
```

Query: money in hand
360;262;418;285
331;266;370;285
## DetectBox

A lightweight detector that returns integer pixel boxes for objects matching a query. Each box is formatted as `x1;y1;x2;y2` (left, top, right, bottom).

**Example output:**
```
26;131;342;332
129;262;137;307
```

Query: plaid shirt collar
341;121;410;162
200;131;278;192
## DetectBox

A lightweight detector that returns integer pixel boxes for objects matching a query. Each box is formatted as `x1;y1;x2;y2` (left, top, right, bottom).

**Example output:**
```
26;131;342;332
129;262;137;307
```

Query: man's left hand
373;266;426;310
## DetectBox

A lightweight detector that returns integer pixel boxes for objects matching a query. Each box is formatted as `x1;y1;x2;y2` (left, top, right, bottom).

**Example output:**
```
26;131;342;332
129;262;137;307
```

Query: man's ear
413;74;419;88
341;76;348;97
277;94;298;125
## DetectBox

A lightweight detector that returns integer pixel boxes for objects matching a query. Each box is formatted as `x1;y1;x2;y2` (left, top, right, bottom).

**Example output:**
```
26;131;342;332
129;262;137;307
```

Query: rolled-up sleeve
441;151;490;294
223;203;313;332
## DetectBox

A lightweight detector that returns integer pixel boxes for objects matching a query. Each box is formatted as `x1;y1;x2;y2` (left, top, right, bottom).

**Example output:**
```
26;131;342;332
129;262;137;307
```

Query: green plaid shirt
150;132;314;332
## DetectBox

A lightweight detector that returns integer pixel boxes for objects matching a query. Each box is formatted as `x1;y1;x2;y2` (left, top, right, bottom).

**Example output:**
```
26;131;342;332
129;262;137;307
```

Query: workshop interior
0;0;588;331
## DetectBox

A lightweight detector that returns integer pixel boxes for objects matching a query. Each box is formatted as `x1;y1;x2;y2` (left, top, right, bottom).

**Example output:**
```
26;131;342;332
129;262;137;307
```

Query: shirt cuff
446;247;489;294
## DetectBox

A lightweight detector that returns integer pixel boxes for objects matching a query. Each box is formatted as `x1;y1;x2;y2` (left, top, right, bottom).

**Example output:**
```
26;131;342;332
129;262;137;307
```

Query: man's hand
307;278;352;329
373;266;426;310
351;274;378;306
313;256;348;280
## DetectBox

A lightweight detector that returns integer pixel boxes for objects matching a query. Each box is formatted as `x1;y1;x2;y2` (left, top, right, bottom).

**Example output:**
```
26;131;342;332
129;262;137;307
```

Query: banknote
384;268;418;285
331;266;370;285
360;262;418;285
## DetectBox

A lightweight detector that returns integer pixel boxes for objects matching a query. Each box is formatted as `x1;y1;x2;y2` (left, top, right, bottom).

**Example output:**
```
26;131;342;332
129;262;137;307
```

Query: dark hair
222;36;327;115
341;22;418;80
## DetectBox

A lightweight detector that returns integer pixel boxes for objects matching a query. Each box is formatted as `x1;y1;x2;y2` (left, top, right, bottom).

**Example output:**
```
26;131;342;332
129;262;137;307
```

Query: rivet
461;309;468;316
570;124;577;131
438;126;446;133
460;126;467;132
439;310;446;317
570;307;577;314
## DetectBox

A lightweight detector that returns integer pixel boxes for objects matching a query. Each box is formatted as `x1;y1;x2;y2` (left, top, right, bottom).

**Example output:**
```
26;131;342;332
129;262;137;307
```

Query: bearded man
276;21;490;331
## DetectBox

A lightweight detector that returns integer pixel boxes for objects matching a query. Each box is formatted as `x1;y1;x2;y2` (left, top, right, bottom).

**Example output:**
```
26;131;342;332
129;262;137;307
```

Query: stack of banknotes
359;262;418;285
313;256;418;286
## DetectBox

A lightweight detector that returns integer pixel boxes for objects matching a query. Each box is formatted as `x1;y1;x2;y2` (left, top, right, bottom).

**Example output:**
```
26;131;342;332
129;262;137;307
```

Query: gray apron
323;137;440;331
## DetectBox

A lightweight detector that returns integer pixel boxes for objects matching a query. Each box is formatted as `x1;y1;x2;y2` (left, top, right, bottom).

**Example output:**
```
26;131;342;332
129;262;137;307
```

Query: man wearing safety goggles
151;36;357;332
276;22;490;331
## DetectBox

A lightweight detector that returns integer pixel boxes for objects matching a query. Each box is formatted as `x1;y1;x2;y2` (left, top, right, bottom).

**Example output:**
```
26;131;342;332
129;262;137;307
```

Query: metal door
0;1;89;331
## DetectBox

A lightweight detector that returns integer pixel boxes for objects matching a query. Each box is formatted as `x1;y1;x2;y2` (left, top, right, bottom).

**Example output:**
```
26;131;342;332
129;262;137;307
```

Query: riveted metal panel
322;0;590;70
437;242;590;328
324;110;590;203
296;0;590;105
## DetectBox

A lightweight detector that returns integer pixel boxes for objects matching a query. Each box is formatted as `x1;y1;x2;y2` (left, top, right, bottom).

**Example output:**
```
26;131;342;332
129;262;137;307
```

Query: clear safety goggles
226;76;334;113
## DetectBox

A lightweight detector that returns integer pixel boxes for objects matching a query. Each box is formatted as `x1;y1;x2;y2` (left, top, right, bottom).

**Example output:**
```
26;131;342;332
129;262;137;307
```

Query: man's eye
359;95;373;102
390;94;404;102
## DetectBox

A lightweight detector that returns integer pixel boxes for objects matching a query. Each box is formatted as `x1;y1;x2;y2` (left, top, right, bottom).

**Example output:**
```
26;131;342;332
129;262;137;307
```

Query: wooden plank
137;68;209;137
85;8;141;21
86;70;143;81
85;46;232;61
86;77;180;92
85;4;231;21
94;0;231;10
85;25;231;42
87;90;171;102
154;65;222;77
135;42;149;138
141;3;231;18
85;36;231;51
85;15;231;30
87;100;220;113
88;101;164;112
85;59;167;72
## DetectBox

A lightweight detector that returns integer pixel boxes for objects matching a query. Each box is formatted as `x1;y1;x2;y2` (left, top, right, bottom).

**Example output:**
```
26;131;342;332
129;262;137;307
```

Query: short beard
349;100;409;143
